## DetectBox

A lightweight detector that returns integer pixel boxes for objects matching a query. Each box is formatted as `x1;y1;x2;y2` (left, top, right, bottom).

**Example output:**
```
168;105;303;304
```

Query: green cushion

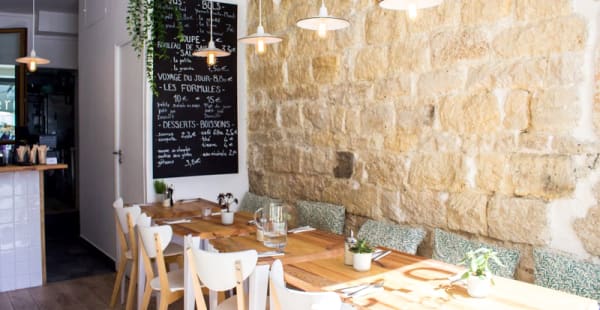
534;248;600;301
295;200;345;235
237;192;278;213
433;229;520;279
357;220;425;255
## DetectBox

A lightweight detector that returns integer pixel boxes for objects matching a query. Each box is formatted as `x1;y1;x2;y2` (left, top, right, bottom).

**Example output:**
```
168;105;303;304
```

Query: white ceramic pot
221;211;235;225
352;253;372;272
155;193;164;203
467;274;492;298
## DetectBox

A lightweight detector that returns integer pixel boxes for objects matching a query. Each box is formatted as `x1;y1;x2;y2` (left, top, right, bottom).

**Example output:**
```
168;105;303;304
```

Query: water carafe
254;202;288;249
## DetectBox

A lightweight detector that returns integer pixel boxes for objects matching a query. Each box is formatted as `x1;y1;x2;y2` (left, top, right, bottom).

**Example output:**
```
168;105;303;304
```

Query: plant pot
162;198;171;207
221;211;235;225
467;274;492;298
154;193;164;203
352;253;372;272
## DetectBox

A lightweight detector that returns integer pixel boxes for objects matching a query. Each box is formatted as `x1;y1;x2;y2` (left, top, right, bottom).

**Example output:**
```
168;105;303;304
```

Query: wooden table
138;200;258;310
283;250;598;310
211;229;345;265
210;229;346;310
140;198;218;220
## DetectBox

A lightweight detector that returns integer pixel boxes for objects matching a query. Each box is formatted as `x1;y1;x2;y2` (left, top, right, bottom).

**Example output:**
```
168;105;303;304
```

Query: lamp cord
258;0;263;27
209;0;214;42
32;0;36;51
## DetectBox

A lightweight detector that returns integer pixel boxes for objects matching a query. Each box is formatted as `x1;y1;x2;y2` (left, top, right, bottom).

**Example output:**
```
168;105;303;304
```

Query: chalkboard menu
153;0;238;178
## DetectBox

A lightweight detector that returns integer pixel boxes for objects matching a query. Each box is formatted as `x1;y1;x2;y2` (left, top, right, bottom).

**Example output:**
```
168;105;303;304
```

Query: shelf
0;164;68;173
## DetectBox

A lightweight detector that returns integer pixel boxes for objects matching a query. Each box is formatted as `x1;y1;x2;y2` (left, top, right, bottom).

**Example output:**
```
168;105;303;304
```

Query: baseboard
79;234;117;262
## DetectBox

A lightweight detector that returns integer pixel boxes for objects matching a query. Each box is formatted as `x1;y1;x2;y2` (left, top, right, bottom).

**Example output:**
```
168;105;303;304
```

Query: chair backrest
433;229;520;279
238;192;279;214
357;220;425;255
269;260;342;310
114;204;141;234
534;248;600;301
138;225;173;259
190;247;257;292
295;200;345;235
113;197;124;208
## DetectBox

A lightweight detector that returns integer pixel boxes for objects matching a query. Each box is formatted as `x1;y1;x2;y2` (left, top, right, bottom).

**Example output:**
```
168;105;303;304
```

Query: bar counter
0;164;68;292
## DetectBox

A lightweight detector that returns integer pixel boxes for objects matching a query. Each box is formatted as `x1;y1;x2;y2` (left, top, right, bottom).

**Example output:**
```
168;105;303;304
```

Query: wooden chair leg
125;261;137;310
110;256;128;308
141;281;153;310
158;294;169;310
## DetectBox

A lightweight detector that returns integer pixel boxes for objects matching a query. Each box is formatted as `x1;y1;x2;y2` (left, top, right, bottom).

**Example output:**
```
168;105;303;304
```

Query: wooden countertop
0;164;68;173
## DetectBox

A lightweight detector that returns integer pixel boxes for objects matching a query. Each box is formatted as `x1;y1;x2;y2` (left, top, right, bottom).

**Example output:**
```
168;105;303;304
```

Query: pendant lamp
193;1;230;66
379;0;443;20
296;0;350;39
16;0;50;72
239;0;282;55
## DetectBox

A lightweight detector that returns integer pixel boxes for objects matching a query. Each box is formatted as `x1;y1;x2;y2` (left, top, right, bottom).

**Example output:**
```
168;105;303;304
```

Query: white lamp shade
238;32;282;45
16;55;50;65
192;41;231;57
379;0;443;10
296;16;350;31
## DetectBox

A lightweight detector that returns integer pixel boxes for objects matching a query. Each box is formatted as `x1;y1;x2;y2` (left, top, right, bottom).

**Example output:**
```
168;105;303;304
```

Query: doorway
26;68;113;282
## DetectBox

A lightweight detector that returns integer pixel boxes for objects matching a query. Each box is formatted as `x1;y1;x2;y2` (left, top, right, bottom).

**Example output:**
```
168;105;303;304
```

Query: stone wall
246;0;600;282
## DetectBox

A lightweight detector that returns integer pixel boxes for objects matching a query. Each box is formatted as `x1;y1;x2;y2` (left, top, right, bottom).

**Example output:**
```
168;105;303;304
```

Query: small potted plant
153;180;167;203
350;239;374;272
459;248;503;298
217;193;238;225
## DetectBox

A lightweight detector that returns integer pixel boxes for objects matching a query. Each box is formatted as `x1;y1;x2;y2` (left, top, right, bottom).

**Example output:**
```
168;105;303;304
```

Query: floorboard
0;292;13;310
0;273;188;310
8;289;38;310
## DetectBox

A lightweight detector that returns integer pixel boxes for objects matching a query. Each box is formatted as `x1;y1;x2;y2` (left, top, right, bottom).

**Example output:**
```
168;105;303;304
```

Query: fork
346;280;385;297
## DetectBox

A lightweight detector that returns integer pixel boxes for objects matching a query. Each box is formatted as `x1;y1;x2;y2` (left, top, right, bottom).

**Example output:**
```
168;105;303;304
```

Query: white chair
110;202;143;309
187;247;258;310
138;225;185;310
269;259;353;310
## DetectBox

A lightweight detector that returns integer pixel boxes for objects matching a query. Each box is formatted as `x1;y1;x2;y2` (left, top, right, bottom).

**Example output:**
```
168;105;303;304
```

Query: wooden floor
0;273;184;310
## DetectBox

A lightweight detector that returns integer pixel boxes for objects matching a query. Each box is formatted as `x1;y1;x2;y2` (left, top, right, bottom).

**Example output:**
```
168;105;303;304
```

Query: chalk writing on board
153;0;238;178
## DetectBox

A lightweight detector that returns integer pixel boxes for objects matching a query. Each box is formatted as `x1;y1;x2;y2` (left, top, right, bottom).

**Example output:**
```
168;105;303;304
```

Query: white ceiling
0;0;78;14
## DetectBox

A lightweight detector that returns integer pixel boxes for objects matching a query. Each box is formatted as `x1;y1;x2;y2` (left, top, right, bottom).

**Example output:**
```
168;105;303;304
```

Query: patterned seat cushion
534;248;600;301
357;220;425;255
295;200;345;235
237;192;279;213
433;229;520;279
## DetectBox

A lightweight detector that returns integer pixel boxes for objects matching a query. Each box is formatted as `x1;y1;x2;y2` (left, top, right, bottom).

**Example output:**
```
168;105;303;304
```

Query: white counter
0;164;68;292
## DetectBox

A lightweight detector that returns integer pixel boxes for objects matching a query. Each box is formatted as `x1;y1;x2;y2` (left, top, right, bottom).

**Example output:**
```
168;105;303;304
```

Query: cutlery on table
346;280;385;297
163;218;192;224
288;226;316;233
338;283;370;294
258;251;285;258
372;250;391;262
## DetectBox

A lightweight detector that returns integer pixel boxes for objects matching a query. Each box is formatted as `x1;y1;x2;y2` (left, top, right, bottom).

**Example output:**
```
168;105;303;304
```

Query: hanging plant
126;0;184;95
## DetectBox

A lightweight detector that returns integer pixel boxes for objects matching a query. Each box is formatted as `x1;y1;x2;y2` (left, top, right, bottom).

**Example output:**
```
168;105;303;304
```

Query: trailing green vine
126;0;184;95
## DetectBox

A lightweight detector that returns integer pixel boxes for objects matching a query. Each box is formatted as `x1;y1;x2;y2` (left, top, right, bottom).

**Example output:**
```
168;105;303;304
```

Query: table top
140;198;218;220
210;229;345;265
283;250;597;310
167;212;256;239
140;200;257;239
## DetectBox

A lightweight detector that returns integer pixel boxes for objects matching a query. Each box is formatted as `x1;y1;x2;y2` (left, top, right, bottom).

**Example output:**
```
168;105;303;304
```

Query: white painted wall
79;0;248;260
0;11;78;70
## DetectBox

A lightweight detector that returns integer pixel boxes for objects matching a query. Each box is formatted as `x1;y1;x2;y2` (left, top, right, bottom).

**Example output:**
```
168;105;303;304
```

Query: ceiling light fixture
296;0;350;39
239;0;282;55
193;1;230;66
379;0;443;20
16;0;50;72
